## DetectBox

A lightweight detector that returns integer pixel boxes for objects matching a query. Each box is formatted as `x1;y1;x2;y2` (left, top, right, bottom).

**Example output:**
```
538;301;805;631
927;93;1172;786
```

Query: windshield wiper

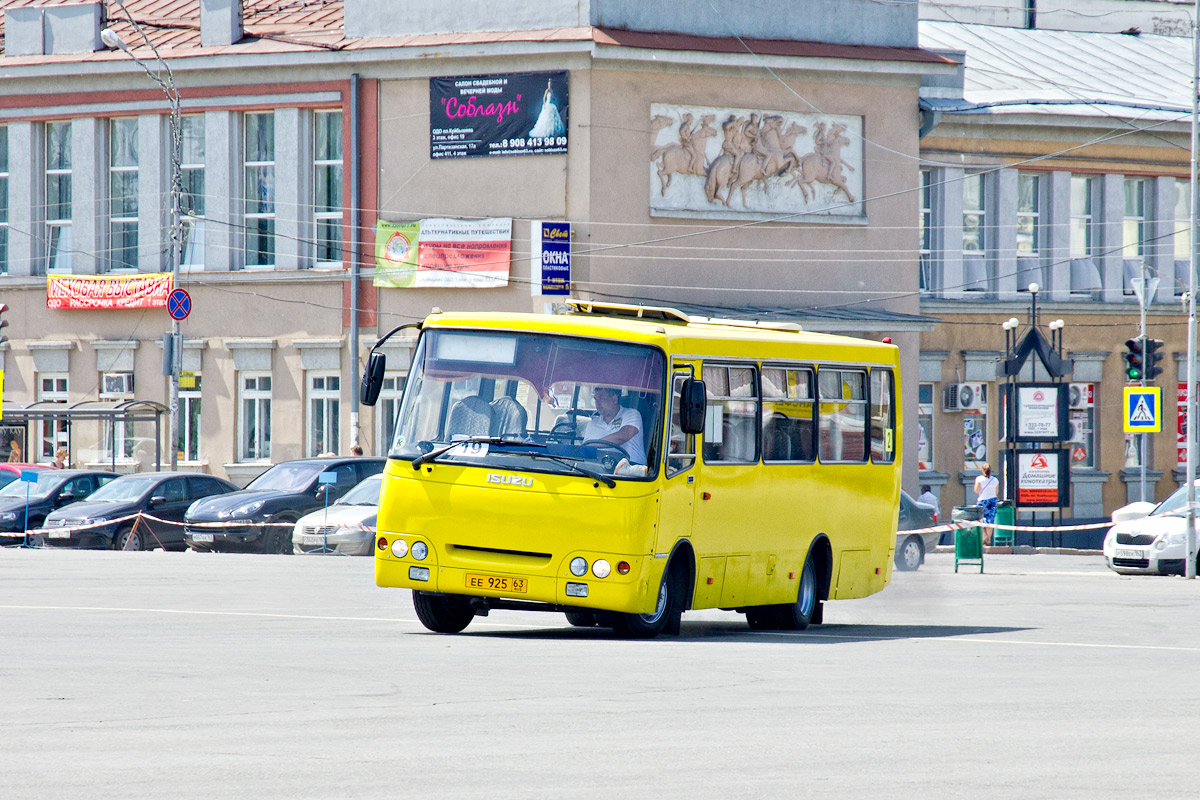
523;451;616;488
411;436;545;469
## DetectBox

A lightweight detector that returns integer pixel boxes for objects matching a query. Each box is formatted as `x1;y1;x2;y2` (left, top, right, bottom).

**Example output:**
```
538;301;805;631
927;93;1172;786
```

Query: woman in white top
973;462;1000;527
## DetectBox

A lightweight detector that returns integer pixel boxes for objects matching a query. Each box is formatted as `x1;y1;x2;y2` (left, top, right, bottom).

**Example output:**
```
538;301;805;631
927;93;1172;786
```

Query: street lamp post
101;16;183;470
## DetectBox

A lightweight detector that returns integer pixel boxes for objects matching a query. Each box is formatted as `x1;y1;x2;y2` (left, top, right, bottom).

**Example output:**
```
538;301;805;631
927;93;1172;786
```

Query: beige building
0;0;953;485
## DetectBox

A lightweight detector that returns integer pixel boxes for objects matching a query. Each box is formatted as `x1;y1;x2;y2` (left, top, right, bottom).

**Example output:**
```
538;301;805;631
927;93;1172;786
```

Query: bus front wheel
565;612;597;627
608;567;682;639
412;591;475;634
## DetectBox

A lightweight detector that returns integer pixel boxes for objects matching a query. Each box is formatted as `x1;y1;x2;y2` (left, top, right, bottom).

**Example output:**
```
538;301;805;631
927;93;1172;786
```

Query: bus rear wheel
746;553;819;631
412;591;475;634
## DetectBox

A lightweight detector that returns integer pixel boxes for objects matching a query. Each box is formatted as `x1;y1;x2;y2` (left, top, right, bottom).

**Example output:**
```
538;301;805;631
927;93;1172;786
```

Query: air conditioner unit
1068;383;1090;410
102;372;135;397
944;382;985;412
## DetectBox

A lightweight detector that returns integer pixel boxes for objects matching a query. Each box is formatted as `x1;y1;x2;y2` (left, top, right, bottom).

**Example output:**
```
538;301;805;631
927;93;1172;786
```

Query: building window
37;373;69;460
181;115;206;271
1123;177;1147;295
376;372;406;455
1070;175;1101;293
108;118;138;271
238;372;272;460
243;112;275;269
0;124;8;275
919;167;932;292
307;372;341;457
962;171;986;291
45;121;72;274
1175;179;1191;296
964;403;988;472
1017;172;1042;291
917;382;934;471
180;372;202;462
1069;383;1095;470
313;110;343;266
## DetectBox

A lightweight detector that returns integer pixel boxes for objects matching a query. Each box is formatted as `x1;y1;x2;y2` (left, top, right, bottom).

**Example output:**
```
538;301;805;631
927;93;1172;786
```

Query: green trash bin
993;501;1015;547
952;505;984;573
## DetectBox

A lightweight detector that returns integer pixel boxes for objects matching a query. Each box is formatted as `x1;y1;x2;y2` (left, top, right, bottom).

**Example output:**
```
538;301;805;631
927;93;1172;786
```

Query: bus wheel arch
607;543;693;639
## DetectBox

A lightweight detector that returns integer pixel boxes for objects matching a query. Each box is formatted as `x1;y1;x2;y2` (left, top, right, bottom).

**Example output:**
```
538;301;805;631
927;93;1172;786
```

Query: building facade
0;0;953;485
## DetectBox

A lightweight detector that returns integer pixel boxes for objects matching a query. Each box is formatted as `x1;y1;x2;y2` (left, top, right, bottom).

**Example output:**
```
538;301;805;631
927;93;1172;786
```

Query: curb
933;545;1102;556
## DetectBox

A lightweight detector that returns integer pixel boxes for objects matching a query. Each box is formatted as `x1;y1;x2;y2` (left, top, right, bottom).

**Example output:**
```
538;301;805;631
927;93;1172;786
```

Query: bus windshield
391;329;666;480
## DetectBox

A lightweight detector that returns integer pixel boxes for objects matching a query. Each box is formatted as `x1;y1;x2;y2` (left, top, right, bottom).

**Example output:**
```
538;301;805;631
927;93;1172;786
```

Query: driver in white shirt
583;386;645;465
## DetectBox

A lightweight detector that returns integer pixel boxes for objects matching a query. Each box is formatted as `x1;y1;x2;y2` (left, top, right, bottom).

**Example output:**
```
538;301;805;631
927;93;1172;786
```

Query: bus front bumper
375;553;659;615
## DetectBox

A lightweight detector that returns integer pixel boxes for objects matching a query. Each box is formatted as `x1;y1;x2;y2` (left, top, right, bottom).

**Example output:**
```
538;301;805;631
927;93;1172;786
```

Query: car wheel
262;524;294;555
412;591;475;634
609;564;684;639
564;612;597;628
115;525;143;551
895;535;924;571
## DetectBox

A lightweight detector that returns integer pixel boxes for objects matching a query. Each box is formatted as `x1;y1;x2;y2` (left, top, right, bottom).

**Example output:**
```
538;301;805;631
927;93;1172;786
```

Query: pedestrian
51;448;68;469
973;463;1000;545
917;484;937;508
350;445;363;456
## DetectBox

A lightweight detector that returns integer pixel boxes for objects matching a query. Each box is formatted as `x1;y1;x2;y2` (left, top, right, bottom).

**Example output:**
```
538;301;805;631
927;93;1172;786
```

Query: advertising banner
46;273;172;310
1178;383;1187;465
529;220;571;296
374;218;512;288
1011;449;1069;507
430;71;568;159
1014;383;1066;441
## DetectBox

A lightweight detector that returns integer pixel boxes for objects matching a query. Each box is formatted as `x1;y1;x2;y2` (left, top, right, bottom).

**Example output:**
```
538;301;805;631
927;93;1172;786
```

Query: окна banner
374;218;512;288
47;273;172;310
430;71;568;159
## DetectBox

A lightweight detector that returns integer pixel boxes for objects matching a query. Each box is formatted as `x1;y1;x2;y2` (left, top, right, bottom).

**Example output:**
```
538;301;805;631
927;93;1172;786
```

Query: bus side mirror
680;378;706;435
360;352;386;406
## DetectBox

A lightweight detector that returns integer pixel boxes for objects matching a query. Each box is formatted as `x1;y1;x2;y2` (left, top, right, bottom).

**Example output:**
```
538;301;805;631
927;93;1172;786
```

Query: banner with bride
430;71;568;159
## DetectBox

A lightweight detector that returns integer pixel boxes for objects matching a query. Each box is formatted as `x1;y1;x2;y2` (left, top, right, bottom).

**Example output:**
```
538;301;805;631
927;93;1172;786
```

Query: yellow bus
361;301;901;638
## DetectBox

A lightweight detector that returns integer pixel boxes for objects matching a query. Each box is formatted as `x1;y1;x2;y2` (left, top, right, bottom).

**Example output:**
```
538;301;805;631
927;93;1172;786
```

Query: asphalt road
2;548;1198;799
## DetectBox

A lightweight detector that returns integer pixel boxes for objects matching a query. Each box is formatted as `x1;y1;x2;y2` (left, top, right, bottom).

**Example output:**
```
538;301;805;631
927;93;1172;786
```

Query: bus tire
745;607;784;630
412;591;474;634
777;552;819;631
564;612;597;628
609;565;683;639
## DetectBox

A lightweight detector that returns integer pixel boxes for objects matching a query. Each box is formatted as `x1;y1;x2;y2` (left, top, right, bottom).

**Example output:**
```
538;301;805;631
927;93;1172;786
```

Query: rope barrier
904;520;1113;535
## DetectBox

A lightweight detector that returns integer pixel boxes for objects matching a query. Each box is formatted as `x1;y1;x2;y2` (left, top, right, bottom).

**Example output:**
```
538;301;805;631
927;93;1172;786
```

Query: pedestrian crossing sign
1123;386;1162;433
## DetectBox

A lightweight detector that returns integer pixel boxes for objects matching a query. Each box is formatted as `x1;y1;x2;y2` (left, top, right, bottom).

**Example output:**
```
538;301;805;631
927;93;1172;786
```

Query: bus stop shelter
0;400;167;471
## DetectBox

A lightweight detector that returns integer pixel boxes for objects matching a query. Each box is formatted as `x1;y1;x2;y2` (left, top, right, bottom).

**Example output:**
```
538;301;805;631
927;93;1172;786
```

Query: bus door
657;366;699;561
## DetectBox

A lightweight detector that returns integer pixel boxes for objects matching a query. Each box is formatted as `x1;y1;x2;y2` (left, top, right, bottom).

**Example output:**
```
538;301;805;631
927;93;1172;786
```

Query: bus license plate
465;573;527;593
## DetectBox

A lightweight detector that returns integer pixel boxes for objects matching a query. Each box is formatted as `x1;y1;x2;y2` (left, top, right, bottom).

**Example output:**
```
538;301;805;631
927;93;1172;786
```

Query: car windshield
1153;487;1192;516
86;475;158;502
337;475;382;506
245;462;324;493
0;471;59;499
391;329;666;481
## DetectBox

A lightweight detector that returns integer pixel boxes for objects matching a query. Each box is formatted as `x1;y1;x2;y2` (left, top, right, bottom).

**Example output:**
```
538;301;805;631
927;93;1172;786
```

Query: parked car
1103;484;1200;576
185;457;386;554
292;472;382;555
44;472;239;551
895;489;939;571
0;463;50;491
0;470;116;544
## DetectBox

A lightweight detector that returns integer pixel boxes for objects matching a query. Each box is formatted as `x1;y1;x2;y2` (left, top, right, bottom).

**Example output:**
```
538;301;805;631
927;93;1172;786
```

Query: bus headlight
570;557;588;577
592;559;611;578
391;539;409;558
411;541;429;561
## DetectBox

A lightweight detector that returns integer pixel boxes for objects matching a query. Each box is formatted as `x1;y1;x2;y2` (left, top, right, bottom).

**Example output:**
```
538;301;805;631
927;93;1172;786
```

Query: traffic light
1144;338;1165;381
0;303;7;346
1124;337;1145;381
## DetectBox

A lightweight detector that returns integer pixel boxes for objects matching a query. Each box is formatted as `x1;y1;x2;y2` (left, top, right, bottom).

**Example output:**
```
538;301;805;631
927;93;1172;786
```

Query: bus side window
818;369;867;462
870;369;896;463
702;364;759;463
762;367;815;462
666;373;696;476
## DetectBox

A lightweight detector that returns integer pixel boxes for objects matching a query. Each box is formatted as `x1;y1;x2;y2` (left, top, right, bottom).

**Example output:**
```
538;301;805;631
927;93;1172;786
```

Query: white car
1103;485;1200;576
292;473;381;555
